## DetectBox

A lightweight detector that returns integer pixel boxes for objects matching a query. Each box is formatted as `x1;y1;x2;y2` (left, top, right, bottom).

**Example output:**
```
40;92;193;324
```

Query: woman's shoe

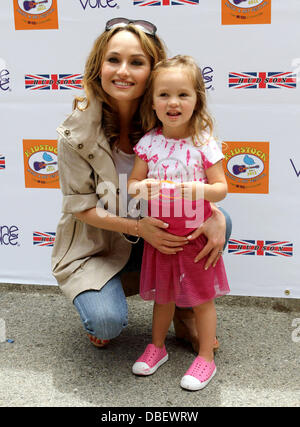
180;356;217;391
87;333;110;348
132;344;168;376
173;308;219;353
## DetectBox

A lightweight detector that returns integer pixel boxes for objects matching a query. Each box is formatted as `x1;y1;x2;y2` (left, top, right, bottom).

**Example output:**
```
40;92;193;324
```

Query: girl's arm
182;161;229;268
180;160;228;203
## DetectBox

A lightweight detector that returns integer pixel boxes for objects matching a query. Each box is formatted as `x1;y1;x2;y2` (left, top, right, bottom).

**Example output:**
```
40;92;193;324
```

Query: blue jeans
73;207;232;340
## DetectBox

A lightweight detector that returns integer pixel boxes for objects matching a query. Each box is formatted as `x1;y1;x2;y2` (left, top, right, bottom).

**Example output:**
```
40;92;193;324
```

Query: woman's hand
187;205;226;269
139;216;188;255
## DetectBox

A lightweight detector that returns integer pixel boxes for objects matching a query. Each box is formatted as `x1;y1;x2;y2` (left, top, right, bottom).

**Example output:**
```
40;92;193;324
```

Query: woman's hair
74;25;167;148
140;55;214;145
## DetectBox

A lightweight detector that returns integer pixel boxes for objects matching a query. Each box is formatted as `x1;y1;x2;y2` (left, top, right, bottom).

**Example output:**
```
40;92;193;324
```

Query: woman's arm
75;207;189;255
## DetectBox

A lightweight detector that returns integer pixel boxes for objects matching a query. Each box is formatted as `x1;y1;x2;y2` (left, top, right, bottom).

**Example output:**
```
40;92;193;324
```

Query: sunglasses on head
105;17;157;36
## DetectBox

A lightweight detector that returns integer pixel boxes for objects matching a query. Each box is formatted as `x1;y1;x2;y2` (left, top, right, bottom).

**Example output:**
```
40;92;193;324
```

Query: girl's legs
193;300;216;361
152;302;175;348
180;299;217;390
174;206;232;351
132;301;174;376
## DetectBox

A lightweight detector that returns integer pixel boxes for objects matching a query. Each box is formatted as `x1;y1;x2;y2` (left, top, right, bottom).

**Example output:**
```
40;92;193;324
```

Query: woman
52;18;231;350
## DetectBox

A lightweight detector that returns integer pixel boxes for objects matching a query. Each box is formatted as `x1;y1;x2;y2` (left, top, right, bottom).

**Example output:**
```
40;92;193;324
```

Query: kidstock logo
79;0;119;9
134;0;199;6
0;225;19;246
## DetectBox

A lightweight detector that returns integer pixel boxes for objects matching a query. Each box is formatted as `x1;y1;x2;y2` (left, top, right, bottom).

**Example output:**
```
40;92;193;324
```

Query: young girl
128;55;230;391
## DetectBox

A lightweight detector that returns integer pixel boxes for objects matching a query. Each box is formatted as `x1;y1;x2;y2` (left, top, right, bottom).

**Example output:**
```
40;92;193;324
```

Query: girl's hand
176;182;204;201
137;179;161;200
187;206;226;269
139;216;188;255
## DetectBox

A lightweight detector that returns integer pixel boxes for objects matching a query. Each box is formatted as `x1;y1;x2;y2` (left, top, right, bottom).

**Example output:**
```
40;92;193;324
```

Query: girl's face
101;30;151;107
152;68;197;139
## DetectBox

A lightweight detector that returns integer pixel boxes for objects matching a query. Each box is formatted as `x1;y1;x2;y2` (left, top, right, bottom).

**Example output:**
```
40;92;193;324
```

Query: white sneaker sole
180;367;217;391
132;354;169;376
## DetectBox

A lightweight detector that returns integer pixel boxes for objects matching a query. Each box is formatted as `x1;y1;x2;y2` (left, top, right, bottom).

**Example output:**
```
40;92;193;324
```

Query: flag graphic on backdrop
25;74;83;90
228;72;297;89
0;155;5;169
33;232;56;247
134;0;199;5
228;239;293;257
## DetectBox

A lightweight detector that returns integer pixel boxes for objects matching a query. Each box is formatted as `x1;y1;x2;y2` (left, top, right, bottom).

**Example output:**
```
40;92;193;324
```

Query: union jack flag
25;74;83;90
134;0;199;5
229;72;297;89
33;232;56;247
0;154;5;169
228;239;293;257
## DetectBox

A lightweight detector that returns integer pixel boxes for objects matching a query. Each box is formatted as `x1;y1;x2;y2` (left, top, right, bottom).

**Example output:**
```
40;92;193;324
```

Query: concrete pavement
0;283;299;407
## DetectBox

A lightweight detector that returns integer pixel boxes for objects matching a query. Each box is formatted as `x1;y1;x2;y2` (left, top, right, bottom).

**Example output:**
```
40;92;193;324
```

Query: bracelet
122;218;141;245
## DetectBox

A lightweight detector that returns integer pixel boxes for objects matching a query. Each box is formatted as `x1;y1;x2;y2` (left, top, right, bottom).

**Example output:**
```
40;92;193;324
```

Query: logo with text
229;72;297;89
134;0;199;6
202;67;214;91
0;69;10;91
228;239;293;257
23;140;59;188
79;0;119;9
222;0;271;25
0;225;19;246
25;74;83;90
33;231;56;247
290;159;300;178
13;0;58;30
223;141;269;194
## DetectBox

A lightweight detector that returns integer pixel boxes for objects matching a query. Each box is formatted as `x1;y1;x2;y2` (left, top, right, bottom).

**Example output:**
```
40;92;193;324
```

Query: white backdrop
0;0;299;298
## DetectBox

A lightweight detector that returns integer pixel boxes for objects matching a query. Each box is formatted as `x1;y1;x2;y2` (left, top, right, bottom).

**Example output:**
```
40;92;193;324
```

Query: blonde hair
140;55;214;145
74;25;167;148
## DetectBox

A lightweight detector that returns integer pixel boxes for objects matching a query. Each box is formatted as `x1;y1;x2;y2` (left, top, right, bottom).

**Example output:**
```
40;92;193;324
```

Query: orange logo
222;0;271;25
13;0;58;30
23;139;59;188
223;141;269;194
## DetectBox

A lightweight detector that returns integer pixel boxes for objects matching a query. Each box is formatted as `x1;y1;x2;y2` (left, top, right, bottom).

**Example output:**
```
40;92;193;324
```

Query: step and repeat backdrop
0;0;299;298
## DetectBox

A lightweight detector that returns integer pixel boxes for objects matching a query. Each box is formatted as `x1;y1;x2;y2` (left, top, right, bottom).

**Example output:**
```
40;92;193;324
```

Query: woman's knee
73;278;128;340
88;304;127;340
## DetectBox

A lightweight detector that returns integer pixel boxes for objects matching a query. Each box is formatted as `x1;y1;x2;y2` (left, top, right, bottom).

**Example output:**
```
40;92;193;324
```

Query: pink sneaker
132;344;168;376
180;356;217;390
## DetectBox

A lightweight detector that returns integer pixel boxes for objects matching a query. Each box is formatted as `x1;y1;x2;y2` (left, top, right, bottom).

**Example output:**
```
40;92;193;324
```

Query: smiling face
100;30;152;109
152;67;197;139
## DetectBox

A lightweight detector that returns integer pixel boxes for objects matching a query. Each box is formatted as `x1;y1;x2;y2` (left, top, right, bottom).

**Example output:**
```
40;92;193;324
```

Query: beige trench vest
51;97;138;301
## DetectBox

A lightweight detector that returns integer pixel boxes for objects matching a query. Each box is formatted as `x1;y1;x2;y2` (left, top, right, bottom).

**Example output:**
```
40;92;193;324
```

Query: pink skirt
140;189;230;307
